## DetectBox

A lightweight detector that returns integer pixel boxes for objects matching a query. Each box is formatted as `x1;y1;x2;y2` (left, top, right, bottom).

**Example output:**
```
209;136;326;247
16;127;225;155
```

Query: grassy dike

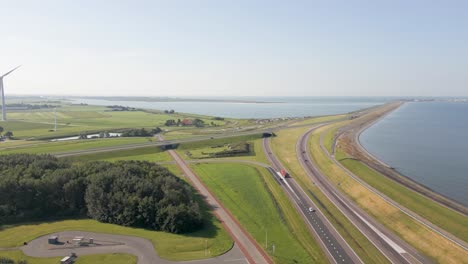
191;163;328;264
322;123;468;242
309;125;467;264
270;126;390;264
0;251;136;264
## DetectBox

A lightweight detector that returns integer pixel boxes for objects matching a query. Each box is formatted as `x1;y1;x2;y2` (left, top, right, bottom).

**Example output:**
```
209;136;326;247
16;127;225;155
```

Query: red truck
280;169;289;178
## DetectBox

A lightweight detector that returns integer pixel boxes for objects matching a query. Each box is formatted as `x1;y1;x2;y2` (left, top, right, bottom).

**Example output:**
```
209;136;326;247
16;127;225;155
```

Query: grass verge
192;163;327;264
270;127;390;264
0;251;136;264
310;125;467;263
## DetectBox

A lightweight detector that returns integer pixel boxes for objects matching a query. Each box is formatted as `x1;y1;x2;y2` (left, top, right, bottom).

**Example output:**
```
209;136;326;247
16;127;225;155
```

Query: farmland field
2;103;231;140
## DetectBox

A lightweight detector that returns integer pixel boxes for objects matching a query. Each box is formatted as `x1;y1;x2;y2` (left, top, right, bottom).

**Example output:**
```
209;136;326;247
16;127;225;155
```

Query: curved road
298;128;431;264
319;129;468;252
21;231;247;264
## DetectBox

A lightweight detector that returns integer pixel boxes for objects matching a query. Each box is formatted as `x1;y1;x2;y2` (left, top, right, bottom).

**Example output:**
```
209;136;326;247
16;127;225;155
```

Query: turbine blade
1;65;21;78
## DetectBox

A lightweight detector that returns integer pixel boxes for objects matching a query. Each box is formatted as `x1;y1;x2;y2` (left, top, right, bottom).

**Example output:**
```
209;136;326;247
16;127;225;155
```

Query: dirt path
168;149;272;264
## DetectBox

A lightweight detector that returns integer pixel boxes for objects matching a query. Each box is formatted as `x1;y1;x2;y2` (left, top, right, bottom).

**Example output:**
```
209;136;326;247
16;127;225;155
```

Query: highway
51;119;345;158
262;137;362;264
319;129;468;252
298;128;432;264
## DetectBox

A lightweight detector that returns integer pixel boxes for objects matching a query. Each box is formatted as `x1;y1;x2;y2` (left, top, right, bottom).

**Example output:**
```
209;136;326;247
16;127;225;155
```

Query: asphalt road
22;231;248;264
298;128;432;264
262;137;362;264
168;149;272;264
320;128;468;252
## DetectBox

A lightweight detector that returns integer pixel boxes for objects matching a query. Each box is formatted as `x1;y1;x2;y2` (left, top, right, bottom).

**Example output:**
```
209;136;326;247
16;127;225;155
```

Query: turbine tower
0;66;21;121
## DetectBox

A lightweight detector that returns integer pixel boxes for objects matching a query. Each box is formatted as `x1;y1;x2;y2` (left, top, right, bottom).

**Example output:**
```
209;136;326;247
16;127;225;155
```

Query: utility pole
205;239;208;256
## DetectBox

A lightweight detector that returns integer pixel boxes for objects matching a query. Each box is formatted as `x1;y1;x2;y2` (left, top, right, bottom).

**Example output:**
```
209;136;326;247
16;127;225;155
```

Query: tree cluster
121;127;162;137
165;118;205;127
106;105;136;111
6;103;60;109
0;154;203;234
164;109;175;114
0;127;13;140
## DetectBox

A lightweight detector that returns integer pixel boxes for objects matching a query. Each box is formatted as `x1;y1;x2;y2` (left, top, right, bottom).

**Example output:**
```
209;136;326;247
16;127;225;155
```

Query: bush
0;257;14;264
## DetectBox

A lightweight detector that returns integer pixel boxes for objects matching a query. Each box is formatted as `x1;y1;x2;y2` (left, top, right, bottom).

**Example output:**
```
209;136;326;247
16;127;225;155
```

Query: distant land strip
71;96;284;104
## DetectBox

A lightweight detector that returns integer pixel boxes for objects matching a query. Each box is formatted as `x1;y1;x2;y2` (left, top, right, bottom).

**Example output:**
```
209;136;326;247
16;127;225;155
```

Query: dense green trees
120;127;162;137
0;154;203;233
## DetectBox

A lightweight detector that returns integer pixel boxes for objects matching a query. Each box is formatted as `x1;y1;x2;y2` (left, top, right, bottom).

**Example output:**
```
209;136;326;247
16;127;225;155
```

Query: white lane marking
333;191;407;254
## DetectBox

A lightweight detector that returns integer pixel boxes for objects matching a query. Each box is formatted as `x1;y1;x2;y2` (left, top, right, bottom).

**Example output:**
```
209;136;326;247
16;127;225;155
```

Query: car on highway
309;207;316;212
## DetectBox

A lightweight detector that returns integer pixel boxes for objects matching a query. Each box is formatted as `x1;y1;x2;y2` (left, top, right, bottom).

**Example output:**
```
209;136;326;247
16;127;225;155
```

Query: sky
1;0;467;97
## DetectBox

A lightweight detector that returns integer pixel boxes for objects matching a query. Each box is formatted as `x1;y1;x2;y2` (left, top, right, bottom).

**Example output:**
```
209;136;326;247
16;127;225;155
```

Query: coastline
339;102;468;215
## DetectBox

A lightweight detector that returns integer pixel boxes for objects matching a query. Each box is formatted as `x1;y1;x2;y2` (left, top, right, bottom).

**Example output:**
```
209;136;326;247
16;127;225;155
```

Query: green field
0;218;232;262
192;163;327;264
2;103;231;140
0;251;136;264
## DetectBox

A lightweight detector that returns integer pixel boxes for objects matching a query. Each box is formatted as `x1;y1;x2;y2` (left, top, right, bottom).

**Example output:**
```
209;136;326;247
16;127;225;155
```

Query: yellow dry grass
309;125;468;264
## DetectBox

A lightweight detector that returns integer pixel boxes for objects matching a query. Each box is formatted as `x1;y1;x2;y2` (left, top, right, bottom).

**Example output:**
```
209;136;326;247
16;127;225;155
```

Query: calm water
71;97;388;119
360;102;468;206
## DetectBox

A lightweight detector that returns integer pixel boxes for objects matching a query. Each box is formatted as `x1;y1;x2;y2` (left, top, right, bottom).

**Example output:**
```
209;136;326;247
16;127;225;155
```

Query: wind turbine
0;66;21;121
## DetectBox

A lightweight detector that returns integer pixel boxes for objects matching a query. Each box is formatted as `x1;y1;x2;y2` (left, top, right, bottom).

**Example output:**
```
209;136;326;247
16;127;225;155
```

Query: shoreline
341;102;467;215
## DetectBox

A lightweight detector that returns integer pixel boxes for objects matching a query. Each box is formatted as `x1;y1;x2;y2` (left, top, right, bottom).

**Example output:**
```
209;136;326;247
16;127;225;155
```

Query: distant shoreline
71;96;284;104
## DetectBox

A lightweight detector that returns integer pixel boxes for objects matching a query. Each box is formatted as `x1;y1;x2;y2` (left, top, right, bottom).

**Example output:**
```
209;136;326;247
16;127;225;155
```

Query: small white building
72;236;84;246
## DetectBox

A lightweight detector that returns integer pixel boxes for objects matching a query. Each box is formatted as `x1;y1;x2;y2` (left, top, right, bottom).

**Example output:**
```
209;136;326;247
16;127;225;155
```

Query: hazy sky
1;0;467;97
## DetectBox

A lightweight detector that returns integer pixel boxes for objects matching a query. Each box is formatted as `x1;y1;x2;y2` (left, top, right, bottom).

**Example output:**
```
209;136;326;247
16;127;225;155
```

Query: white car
309;207;316;212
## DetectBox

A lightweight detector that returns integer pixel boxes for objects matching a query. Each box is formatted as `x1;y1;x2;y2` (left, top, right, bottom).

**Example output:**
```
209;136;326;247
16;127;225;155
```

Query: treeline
0;154;203;233
106;105;137;111
165;118;206;127
6;103;60;109
121;127;162;137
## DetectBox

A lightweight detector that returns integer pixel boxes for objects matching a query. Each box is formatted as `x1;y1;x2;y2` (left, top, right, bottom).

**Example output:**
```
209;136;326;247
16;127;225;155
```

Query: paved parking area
22;231;247;264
